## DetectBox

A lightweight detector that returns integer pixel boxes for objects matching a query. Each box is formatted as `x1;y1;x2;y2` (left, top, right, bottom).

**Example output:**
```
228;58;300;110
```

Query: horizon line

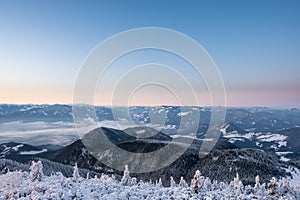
0;102;299;109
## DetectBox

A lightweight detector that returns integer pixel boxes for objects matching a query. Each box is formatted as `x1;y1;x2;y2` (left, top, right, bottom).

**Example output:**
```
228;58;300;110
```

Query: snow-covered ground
19;149;47;155
0;167;299;199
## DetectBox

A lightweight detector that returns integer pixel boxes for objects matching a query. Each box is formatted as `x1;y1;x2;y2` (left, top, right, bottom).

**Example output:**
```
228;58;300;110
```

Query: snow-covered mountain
1;104;299;130
1;104;299;147
40;126;300;186
0;142;48;162
1;104;300;195
220;123;300;161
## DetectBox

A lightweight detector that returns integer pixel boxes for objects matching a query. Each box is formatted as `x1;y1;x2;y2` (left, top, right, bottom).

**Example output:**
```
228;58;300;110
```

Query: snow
12;144;24;151
135;130;146;134
219;124;230;135
255;142;263;147
156;108;165;114
177;112;190;116
0;145;11;157
228;138;245;143
0;144;24;158
255;133;288;150
163;124;177;129
278;141;287;148
276;152;293;156
220;124;255;143
280;156;290;162
256;134;287;142
284;167;300;188
0;169;299;199
172;135;214;142
19;149;47;155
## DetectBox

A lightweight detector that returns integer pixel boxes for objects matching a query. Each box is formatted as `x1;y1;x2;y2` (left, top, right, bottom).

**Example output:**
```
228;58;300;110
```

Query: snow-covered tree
170;176;176;187
72;163;80;181
156;178;163;187
29;160;43;182
191;170;201;193
279;177;288;195
203;177;212;191
268;177;277;195
131;177;137;185
120;165;131;186
280;177;288;188
100;174;109;183
254;175;260;190
233;172;240;189
1;170;299;199
179;177;188;188
211;180;218;191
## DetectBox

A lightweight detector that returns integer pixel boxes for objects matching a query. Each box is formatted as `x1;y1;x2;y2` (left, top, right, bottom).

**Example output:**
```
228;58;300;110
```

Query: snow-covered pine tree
170;176;176;187
29;160;43;182
254;175;260;190
72;163;80;181
233;172;240;189
156;178;163;187
279;177;288;195
211;180;218;191
131;177;137;185
203;177;212;191
179;177;188;188
268;177;277;195
191;170;201;193
120;165;131;186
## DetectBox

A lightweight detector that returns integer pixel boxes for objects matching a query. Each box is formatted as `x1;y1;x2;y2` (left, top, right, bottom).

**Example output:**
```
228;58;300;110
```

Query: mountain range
0;104;299;186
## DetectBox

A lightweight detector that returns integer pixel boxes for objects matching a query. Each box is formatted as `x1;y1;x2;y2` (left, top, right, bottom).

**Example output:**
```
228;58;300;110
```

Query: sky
0;0;299;107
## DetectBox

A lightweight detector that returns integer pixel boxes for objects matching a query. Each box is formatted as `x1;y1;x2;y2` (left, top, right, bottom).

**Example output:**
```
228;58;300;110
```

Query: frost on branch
120;165;131;186
29;160;43;182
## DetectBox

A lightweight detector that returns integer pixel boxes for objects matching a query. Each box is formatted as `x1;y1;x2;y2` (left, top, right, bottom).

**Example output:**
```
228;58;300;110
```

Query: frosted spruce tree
120;165;131;186
156;178;163;187
268;177;277;195
72;163;80;181
131;177;137;185
279;177;288;195
233;172;240;189
179;177;188;188
170;176;176;187
29;160;43;182
254;175;261;190
203;177;212;191
191;170;201;193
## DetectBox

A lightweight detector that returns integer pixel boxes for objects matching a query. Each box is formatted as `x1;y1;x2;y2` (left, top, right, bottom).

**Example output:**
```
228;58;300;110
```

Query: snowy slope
0;167;299;199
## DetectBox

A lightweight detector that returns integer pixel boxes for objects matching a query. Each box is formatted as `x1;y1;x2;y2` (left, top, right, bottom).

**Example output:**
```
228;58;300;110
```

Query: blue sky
0;0;299;107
